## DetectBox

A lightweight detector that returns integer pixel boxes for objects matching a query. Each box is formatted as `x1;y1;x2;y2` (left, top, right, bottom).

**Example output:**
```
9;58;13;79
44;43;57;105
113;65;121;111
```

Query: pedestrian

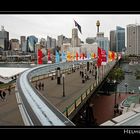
119;93;121;98
35;82;38;90
41;82;44;91
0;90;4;100
8;86;11;95
2;91;6;101
38;82;41;91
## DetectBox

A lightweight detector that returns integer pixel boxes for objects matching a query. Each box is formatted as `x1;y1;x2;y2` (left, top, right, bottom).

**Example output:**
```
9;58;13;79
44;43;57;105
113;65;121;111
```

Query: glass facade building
0;28;9;51
116;26;125;52
27;36;38;52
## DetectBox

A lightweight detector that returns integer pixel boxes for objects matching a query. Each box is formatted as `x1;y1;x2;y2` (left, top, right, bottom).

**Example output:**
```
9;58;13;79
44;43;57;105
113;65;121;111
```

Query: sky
1;14;140;42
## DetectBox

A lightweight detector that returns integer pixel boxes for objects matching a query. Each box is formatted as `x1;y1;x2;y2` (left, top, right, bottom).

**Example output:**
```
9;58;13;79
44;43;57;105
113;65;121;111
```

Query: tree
108;67;124;83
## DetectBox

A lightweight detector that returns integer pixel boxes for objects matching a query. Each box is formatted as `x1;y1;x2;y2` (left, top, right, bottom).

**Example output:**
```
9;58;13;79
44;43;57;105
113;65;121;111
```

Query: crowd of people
35;81;44;91
80;64;95;83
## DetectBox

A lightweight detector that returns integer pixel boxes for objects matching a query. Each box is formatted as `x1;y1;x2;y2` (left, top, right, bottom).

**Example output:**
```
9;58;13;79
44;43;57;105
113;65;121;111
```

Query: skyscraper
27;36;38;52
127;24;140;56
0;26;9;51
10;39;20;51
110;26;125;52
20;36;27;52
110;30;116;51
71;28;79;47
116;26;125;52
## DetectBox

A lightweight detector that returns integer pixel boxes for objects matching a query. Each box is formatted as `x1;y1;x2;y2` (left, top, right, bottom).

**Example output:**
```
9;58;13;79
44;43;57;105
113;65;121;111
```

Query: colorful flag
74;20;82;34
97;47;102;67
48;49;51;61
55;50;60;63
76;52;79;61
67;51;71;61
62;51;66;62
37;49;43;64
101;49;107;65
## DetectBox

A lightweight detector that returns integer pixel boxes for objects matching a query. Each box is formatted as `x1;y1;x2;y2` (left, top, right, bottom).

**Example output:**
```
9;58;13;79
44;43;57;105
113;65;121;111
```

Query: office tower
116;26;125;52
40;38;47;48
110;30;116;51
10;39;20;51
51;38;56;49
127;24;140;56
20;36;27;52
71;28;79;47
57;35;64;48
0;26;9;51
110;26;125;52
27;35;38;52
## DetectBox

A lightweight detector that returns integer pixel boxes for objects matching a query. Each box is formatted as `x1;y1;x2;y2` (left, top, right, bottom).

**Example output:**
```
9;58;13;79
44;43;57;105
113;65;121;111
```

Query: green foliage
108;67;125;83
135;70;140;79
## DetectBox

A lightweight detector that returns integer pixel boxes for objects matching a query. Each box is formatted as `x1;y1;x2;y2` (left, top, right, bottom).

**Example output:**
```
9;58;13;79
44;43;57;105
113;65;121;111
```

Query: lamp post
125;83;128;94
138;86;140;104
113;80;117;108
62;74;65;97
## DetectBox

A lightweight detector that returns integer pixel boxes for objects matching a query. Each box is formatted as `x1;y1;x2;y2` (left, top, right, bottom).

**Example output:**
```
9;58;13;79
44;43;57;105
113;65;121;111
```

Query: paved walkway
91;93;136;125
33;64;96;112
0;87;24;125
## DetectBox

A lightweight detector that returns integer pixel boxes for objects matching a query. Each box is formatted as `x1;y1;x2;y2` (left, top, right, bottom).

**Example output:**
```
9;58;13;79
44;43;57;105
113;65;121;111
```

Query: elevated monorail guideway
16;59;97;126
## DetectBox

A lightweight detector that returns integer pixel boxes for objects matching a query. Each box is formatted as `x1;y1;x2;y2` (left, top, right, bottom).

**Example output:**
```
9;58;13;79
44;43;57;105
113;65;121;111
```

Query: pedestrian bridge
16;60;97;126
16;59;116;126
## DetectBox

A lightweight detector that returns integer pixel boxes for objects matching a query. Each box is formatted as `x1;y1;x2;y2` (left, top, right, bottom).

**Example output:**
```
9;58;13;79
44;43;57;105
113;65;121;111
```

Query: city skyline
1;14;140;42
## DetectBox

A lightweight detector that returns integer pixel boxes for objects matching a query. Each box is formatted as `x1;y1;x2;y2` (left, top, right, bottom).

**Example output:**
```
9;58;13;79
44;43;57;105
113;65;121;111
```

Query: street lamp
138;86;140;104
62;74;65;97
125;83;128;94
113;80;117;108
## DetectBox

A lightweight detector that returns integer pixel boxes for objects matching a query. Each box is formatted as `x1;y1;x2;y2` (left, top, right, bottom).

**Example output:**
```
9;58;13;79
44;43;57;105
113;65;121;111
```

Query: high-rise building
0;26;9;51
96;32;109;51
51;38;56;49
110;30;116;51
20;36;27;52
127;24;140;56
47;36;56;49
40;38;47;48
71;28;79;47
110;26;125;52
10;39;20;51
27;36;38;52
116;26;125;52
57;35;63;48
47;36;51;49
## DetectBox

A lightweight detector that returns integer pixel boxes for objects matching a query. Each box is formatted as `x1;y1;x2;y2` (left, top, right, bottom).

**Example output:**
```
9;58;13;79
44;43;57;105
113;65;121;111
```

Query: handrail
16;59;97;126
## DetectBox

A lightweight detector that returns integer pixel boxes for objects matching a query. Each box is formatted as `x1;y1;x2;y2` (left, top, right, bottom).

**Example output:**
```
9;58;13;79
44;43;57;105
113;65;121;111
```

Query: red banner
97;47;102;67
101;49;107;62
48;49;51;61
76;52;79;61
38;49;43;64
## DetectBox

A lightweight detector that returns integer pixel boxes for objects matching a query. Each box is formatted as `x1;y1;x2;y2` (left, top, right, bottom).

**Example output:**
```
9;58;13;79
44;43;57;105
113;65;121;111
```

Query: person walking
2;91;6;101
0;90;4;100
8;86;11;95
41;82;44;91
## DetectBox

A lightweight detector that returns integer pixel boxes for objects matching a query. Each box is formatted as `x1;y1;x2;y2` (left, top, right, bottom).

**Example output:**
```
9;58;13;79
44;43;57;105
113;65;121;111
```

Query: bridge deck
32;65;96;114
0;87;24;125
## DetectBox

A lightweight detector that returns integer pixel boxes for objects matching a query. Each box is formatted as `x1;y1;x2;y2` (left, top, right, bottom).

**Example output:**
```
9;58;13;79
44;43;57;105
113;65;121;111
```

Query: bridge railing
16;59;96;126
62;60;116;119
